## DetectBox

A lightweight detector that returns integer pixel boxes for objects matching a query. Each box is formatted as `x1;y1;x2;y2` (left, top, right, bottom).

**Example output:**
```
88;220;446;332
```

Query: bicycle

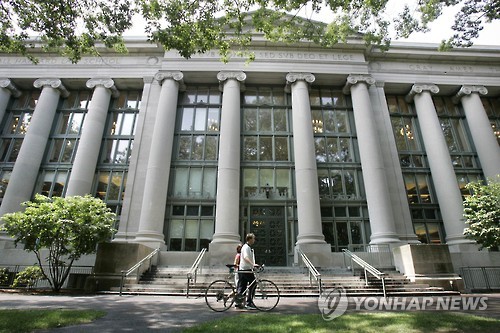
204;264;280;312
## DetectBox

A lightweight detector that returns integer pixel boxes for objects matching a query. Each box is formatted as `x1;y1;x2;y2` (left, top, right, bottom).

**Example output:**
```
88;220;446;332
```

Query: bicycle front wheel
253;279;280;311
204;280;235;312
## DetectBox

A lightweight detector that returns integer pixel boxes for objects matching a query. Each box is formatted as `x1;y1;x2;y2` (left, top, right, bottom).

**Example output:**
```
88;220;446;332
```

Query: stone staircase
113;265;460;297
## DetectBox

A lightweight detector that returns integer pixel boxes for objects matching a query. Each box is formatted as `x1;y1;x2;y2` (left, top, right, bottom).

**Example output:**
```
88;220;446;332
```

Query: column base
208;241;241;267
445;234;475;250
296;233;327;245
370;231;401;245
210;232;241;244
134;231;166;250
294;243;332;267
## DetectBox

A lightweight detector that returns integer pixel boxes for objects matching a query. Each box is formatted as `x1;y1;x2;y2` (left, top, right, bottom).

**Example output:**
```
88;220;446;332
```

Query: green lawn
0;309;106;333
182;312;500;333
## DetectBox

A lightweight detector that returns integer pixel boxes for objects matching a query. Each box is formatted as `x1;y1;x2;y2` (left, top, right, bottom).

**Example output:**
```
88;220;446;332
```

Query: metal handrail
186;248;207;298
119;248;160;296
296;248;322;294
342;249;387;297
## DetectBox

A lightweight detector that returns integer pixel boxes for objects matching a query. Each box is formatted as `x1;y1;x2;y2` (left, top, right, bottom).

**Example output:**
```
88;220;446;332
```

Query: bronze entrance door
249;207;286;266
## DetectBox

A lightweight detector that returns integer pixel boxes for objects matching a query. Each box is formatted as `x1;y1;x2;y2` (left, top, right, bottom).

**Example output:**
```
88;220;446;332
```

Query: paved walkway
0;292;499;332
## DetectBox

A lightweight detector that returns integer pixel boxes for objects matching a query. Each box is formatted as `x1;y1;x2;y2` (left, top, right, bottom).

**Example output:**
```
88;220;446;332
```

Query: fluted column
0;79;21;123
343;75;400;244
0;78;68;218
406;84;471;246
454;86;500;179
211;71;246;246
135;71;184;249
286;73;326;246
65;79;119;196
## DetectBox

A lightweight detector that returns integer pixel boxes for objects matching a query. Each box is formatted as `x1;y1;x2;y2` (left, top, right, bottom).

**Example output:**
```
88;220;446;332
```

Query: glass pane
207;108;219;131
56;113;71;134
197;88;208;103
8;139;23;162
61;139;76;162
452;119;468;151
414;223;427;243
335;207;347;217
336;222;348;245
0;140;10;161
114;140;130;164
259;108;272;131
350;222;362;244
243;168;257;197
273;89;285;105
205;136;218;160
275;137;288;161
244;137;257;160
172;206;184;215
309;89;321;106
344;171;356;196
192;135;204;160
322;222;335;247
259;136;272;160
96;172;110;199
387;96;398;113
330;170;343;195
323;110;336;133
391;118;407;151
173;169;188;197
181;108;194;131
189;169;202;194
315;137;327;162
427;223;441;244
276;169;290;197
441;119;458;152
336;111;349;133
203;168;216;198
186;206;199;216
404;174;418;204
200;206;213;216
120;113;135;135
170;219;184;237
259;87;272;105
52;172;67;197
317;169;330;196
50;139;64;162
274;109;287;131
70;113;84;134
41;171;55;197
416;174;431;203
244;88;258;105
107;172;123;200
178;136;192;159
312;110;323;134
403;118;418;150
200;220;214;239
0;171;11;198
260;168;273;188
209;89;221;104
243;108;257;131
194;108;207;131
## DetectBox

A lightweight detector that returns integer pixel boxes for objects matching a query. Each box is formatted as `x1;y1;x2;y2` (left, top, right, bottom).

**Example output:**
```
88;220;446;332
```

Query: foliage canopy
0;194;116;291
463;178;500;250
0;0;498;63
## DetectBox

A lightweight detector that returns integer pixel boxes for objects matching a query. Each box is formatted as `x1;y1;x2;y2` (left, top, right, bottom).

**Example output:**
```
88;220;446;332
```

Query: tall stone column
286;73;331;265
455;86;500;179
0;79;22;247
0;78;68;248
65;79;119;196
343;75;400;244
210;72;246;254
406;84;471;246
135;72;184;249
0;79;21;122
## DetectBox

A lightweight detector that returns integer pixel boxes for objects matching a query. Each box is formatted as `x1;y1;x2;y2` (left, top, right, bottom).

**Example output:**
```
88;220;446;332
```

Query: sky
124;0;500;46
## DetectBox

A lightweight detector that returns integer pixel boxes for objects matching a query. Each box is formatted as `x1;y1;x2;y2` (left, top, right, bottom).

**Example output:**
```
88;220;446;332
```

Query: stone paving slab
0;293;498;332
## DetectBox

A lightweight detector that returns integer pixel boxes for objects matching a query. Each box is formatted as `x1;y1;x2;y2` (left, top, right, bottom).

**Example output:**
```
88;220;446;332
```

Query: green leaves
0;1;498;63
463;178;500;250
0;194;116;291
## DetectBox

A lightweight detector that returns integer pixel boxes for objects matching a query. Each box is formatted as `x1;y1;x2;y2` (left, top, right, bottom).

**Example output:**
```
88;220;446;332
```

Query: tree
463;178;500;250
0;1;498;63
0;194;116;292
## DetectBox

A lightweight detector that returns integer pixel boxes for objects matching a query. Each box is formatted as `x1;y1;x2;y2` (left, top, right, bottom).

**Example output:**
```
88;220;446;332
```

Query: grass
181;312;500;333
0;308;106;333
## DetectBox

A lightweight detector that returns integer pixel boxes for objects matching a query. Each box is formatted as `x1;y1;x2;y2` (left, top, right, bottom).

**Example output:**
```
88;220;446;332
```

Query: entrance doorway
249;206;286;266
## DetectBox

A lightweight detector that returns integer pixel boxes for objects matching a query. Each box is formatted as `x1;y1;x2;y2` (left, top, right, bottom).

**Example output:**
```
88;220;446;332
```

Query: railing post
119;271;125;296
482;267;491;291
364;268;368;286
382;277;387;298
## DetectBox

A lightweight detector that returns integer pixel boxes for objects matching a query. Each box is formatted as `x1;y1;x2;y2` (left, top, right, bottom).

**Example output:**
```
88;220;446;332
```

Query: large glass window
167;205;215;251
481;97;500;145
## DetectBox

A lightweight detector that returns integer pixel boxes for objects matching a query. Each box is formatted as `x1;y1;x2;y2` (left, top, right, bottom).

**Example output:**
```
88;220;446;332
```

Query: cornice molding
33;78;70;98
86;78;119;98
0;78;21;98
405;83;439;102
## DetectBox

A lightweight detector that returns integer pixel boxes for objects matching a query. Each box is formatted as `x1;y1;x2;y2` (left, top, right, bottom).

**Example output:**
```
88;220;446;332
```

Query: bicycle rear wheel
253;279;280;311
204;280;235;312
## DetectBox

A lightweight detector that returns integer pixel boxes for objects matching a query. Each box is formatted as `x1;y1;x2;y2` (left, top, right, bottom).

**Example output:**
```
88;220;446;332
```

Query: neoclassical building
0;36;499;271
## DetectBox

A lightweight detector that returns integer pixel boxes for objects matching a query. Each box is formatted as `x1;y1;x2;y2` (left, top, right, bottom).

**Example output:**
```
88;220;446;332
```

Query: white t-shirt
239;243;255;270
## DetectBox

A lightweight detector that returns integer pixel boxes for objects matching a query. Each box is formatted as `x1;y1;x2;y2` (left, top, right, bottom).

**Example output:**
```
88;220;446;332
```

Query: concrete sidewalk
0;292;499;332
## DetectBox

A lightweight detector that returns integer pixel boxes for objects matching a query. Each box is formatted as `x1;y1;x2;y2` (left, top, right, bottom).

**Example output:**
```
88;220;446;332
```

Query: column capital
405;83;439;102
0;78;21;98
217;71;246;91
285;73;315;93
452;85;488;104
342;74;375;94
33;78;70;98
154;71;186;90
86;78;120;98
